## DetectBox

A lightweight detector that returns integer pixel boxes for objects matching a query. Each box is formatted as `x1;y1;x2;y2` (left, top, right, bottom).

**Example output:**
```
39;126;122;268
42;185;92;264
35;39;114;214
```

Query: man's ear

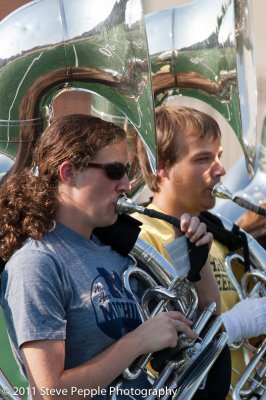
58;161;76;185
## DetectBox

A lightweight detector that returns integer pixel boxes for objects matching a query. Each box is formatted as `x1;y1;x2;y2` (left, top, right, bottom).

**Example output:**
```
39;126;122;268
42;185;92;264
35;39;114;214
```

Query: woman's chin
103;214;118;228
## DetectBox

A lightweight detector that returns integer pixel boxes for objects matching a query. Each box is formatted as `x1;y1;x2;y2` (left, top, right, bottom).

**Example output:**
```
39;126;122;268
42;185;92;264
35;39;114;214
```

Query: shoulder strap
199;211;250;271
0;257;5;274
93;213;142;257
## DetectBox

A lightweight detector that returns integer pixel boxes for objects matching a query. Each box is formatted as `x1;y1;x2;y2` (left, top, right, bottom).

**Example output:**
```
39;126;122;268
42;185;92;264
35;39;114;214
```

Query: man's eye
197;157;210;162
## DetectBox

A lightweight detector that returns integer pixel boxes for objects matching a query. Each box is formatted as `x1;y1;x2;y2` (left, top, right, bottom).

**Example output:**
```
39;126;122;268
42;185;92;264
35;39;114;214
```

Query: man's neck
152;192;200;218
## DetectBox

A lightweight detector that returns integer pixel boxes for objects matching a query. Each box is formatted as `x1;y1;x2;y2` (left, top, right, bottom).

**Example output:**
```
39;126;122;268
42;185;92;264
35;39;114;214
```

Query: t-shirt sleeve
2;249;67;348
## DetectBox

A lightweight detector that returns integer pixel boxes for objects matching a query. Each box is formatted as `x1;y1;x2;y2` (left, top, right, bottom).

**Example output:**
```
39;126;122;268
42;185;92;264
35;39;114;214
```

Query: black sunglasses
85;162;131;180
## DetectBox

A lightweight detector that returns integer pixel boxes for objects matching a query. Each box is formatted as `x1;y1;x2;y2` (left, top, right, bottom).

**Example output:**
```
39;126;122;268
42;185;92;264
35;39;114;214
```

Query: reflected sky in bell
0;0;60;60
146;0;233;54
0;0;142;61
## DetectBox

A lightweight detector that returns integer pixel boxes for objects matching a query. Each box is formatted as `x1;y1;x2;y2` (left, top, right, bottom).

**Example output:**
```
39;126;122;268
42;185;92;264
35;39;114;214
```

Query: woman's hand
180;213;213;248
128;311;198;356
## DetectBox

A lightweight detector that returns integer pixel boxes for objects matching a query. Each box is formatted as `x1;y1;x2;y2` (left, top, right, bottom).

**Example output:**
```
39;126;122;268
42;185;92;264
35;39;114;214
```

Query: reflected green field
0;309;28;399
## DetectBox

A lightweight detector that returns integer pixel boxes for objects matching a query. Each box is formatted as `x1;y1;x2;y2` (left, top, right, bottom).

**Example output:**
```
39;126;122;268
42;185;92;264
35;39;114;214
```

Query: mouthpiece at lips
212;182;266;217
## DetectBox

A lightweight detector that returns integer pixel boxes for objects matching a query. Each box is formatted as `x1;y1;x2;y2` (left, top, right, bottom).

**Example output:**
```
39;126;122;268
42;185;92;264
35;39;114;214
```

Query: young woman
0;114;215;399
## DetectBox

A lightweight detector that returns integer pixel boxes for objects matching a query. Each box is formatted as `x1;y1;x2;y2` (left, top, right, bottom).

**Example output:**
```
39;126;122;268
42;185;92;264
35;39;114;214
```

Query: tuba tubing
149;302;217;372
232;339;266;400
0;0;157;175
113;200;229;399
120;243;228;400
0;369;23;400
225;253;266;398
209;200;266;399
118;197;266;399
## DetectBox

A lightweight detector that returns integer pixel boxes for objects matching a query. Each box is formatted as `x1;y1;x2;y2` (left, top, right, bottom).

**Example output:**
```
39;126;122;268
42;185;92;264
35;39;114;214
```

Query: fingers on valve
175;320;198;340
175;320;183;330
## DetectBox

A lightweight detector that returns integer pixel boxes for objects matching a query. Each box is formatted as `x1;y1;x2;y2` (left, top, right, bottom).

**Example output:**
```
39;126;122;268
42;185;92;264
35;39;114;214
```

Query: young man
134;105;266;396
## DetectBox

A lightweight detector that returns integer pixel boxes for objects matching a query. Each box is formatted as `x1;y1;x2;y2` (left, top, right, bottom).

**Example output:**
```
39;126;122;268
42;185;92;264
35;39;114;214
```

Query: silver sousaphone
145;0;257;178
84;0;260;398
0;0;157;178
143;2;265;399
0;0;157;397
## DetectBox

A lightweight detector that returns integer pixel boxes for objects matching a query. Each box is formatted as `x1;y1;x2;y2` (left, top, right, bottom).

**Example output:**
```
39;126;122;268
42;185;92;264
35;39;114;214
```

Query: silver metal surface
0;0;157;175
212;182;234;201
212;181;266;218
0;368;22;400
0;0;157;395
232;339;266;400
145;0;257;177
214;117;266;223
0;154;14;180
212;211;266;399
116;195;146;215
115;204;228;399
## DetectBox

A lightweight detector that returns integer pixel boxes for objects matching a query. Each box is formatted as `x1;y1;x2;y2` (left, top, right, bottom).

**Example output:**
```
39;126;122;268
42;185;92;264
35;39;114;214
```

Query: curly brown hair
137;105;221;192
0;114;126;261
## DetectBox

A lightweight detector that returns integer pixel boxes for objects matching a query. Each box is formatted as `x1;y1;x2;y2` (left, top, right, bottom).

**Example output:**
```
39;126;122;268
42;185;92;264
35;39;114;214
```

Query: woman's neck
56;207;93;239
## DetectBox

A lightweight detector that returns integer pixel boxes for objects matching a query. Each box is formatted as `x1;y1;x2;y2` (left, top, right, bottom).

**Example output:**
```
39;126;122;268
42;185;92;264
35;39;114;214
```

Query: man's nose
213;159;226;177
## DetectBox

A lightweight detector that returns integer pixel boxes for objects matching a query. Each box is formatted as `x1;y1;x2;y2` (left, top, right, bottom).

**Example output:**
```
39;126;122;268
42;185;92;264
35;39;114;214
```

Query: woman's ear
58;161;76;185
157;163;170;179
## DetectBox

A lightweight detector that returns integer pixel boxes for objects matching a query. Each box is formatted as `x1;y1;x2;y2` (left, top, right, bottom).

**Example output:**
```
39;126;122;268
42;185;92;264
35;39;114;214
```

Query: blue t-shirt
1;223;146;397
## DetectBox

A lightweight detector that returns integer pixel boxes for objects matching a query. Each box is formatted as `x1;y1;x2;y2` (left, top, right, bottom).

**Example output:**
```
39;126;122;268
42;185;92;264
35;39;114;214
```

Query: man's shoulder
133;210;173;237
132;211;159;229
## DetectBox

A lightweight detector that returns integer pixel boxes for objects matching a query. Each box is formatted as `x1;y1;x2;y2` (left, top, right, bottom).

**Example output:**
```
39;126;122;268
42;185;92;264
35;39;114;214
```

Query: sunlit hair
0;114;126;261
137;105;221;192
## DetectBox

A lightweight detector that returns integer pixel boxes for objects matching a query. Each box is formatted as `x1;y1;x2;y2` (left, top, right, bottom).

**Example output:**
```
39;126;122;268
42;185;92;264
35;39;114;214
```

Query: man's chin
206;198;216;211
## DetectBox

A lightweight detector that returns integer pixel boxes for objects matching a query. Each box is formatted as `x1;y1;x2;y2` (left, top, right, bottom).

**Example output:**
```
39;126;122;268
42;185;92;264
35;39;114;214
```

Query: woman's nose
118;173;131;193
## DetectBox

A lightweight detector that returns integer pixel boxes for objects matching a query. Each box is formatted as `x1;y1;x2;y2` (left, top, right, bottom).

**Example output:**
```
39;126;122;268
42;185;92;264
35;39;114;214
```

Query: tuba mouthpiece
116;196;146;215
116;196;182;228
212;182;234;200
212;183;266;217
